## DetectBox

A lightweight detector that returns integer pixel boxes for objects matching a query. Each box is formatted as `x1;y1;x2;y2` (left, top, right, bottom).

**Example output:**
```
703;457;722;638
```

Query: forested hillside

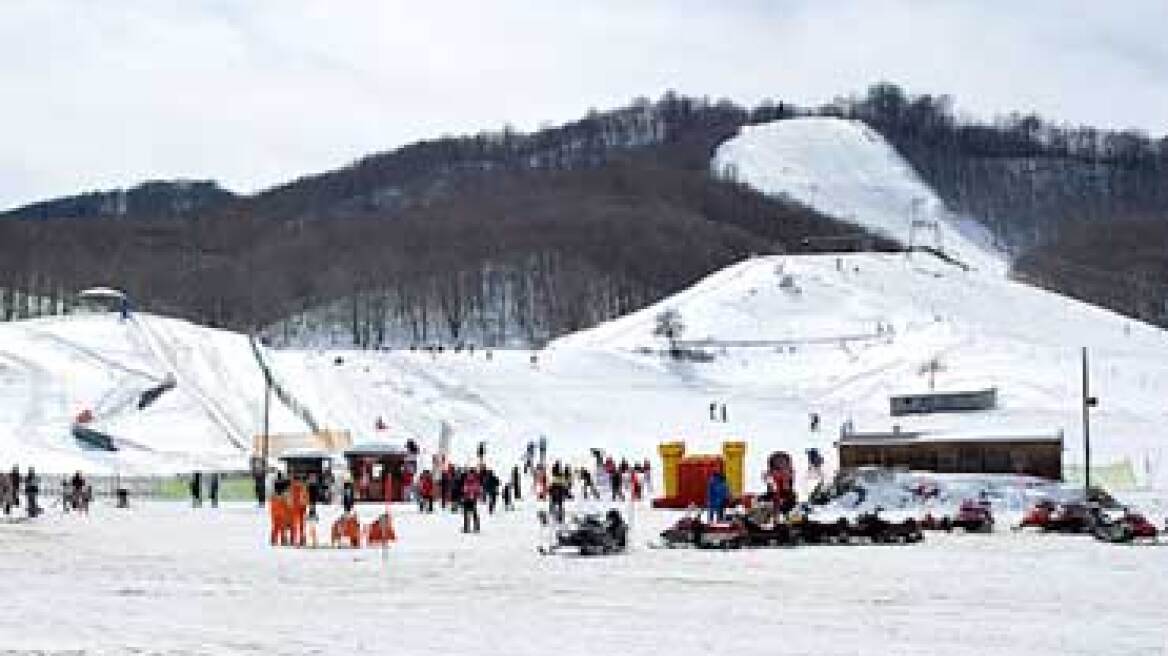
3;85;1165;342
830;83;1168;253
0;94;888;346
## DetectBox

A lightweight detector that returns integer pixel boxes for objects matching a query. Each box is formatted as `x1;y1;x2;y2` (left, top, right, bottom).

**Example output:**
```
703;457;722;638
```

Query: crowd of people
0;466;40;518
399;444;653;533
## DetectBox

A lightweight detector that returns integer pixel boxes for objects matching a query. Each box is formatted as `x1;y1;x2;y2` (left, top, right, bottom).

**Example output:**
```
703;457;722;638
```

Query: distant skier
523;442;536;474
720;404;728;423
709;402;717;421
809;412;821;432
537;435;548;466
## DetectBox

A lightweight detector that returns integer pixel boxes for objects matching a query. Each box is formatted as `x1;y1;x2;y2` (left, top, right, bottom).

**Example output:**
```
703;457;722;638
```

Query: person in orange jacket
289;477;310;547
269;491;290;546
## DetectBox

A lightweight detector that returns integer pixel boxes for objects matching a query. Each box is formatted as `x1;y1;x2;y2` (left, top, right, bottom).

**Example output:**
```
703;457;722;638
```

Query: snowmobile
790;512;851;545
1090;508;1159;544
656;510;747;549
1017;500;1096;533
846;510;924;544
541;510;628;556
738;506;799;547
952;499;994;533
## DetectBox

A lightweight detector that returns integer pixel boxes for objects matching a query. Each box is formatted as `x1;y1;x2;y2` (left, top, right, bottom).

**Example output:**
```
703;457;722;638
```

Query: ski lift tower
907;197;943;257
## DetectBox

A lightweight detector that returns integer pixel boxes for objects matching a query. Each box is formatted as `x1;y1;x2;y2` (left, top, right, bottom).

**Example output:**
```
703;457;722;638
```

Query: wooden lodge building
836;427;1064;480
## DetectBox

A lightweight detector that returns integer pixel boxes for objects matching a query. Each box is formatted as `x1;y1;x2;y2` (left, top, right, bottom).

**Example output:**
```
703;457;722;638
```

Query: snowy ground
2;500;1166;655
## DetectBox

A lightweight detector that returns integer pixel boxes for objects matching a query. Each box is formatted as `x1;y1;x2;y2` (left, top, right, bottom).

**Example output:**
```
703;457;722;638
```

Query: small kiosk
277;449;336;503
344;443;415;502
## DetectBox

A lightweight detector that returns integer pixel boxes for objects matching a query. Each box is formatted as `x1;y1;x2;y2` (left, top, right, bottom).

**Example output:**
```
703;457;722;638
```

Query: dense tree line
0;142;889;346
830;83;1168;252
1014;216;1168;328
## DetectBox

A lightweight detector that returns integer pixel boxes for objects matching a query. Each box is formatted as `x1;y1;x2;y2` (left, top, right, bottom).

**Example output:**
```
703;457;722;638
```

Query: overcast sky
2;0;1166;210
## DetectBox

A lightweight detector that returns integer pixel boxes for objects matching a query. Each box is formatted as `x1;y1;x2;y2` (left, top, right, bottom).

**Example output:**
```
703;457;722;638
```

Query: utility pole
1081;347;1097;497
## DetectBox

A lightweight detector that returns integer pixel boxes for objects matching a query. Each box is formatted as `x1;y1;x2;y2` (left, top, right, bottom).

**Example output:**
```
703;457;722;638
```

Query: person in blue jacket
706;469;730;522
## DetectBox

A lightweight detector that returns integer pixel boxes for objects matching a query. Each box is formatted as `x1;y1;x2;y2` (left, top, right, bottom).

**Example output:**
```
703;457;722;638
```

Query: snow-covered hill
713;117;1005;275
3;250;1166;492
2;115;1165;493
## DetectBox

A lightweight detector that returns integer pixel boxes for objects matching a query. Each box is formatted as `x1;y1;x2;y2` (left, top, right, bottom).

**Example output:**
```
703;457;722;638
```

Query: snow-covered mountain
713;117;1006;275
2;116;1165;494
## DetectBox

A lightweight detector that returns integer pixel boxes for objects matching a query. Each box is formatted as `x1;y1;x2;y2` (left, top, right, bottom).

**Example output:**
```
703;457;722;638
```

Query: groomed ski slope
557;252;1168;490
712;117;1006;275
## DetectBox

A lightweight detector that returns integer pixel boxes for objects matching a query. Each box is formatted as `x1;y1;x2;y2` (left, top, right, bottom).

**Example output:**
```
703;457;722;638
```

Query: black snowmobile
541;509;628;556
847;509;924;544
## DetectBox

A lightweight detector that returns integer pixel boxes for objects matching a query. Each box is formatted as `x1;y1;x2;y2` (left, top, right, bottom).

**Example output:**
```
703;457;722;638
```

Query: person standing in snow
510;465;522;502
0;473;10;516
482;467;500;514
254;469;266;507
579;467;599;500
341;475;355;514
537;435;547;467
501;481;514;511
24;467;40;518
9;466;21;512
461;468;482;533
706;469;729;523
609;466;624;502
438;467;451;510
190;471;203;508
209;472;220;508
523;442;535;474
548;462;568;523
418;469;435;512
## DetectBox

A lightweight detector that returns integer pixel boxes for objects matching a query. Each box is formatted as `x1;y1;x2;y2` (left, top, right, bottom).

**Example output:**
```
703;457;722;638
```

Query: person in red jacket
418;470;435;513
461;469;481;533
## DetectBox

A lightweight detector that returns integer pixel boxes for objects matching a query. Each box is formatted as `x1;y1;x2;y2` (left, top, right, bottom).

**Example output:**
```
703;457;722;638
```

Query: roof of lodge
838;428;1064;447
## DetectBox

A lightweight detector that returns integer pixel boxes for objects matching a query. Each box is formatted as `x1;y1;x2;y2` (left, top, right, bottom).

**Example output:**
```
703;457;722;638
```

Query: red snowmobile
1017;500;1095;533
952;499;994;533
657;511;747;549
